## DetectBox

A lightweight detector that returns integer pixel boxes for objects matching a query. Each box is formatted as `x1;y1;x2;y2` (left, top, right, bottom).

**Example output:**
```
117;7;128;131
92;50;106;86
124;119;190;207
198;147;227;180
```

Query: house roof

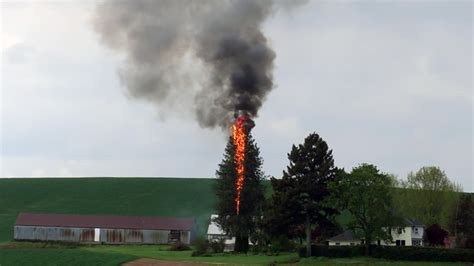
327;230;359;242
15;213;195;231
207;214;226;235
404;218;424;227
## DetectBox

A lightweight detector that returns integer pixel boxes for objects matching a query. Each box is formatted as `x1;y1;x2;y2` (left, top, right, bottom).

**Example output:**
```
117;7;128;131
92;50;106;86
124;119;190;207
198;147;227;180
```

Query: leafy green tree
396;166;462;228
214;132;265;253
330;164;401;255
265;133;338;257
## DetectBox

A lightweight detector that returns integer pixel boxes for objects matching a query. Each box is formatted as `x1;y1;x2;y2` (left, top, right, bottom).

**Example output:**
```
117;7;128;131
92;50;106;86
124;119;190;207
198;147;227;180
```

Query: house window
401;240;406;246
396;240;400;246
414;228;419;234
413;240;421;246
335;242;340;246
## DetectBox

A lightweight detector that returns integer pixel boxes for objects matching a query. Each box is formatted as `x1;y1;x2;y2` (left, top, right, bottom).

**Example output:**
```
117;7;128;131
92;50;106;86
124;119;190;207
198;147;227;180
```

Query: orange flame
232;116;247;215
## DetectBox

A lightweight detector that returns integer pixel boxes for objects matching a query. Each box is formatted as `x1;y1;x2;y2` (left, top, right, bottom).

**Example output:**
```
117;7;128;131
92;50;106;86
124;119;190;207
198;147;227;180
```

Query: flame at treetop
232;115;254;215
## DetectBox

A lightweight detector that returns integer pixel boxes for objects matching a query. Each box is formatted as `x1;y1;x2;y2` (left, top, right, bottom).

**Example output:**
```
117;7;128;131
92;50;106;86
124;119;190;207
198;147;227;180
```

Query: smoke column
93;0;304;129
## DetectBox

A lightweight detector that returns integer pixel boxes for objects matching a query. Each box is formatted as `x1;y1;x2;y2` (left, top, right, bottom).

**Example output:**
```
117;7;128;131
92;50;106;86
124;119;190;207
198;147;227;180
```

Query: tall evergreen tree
266;133;338;257
214;132;265;253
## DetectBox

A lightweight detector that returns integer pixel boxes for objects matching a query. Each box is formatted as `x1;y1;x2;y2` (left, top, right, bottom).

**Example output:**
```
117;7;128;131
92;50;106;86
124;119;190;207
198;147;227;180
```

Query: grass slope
0;178;216;243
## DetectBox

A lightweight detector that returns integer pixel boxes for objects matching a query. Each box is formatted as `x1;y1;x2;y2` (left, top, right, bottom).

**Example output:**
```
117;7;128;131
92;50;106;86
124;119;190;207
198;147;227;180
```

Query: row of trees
214;132;473;255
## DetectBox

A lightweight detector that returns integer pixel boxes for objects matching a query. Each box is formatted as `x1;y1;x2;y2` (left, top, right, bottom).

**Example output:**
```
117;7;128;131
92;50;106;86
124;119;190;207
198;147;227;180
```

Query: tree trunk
305;213;311;257
364;235;371;256
234;235;249;253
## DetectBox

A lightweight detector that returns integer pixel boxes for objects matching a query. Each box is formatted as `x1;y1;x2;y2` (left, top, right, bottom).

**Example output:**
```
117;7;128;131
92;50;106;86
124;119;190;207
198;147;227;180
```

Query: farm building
206;214;235;251
14;213;197;244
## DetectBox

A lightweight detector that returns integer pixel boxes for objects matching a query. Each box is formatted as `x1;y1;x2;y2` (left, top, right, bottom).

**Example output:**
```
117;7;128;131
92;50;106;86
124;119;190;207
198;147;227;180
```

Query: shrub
192;237;209;256
425;224;449;246
209;238;225;253
168;242;191;251
270;235;296;253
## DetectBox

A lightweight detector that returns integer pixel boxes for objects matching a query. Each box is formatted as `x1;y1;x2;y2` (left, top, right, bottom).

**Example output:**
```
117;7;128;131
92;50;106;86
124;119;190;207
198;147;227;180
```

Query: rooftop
15;213;195;231
327;230;359;242
207;214;226;235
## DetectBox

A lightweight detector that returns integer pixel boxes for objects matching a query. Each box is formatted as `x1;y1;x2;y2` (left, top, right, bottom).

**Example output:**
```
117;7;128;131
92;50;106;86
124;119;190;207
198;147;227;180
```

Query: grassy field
0;178;217;243
0;177;349;244
0;243;468;266
0;178;468;265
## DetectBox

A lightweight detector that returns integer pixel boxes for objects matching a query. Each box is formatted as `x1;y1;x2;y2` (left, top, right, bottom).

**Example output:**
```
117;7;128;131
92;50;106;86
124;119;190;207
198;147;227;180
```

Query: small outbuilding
206;214;235;251
327;230;361;246
14;213;197;244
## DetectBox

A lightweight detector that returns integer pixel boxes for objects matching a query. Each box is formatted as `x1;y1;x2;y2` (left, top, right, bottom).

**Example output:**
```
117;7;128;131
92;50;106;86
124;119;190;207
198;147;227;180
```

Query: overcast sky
1;1;473;191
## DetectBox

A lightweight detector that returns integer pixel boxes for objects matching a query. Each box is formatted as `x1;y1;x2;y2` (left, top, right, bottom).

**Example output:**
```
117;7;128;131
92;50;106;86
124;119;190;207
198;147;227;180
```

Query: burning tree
214;115;264;253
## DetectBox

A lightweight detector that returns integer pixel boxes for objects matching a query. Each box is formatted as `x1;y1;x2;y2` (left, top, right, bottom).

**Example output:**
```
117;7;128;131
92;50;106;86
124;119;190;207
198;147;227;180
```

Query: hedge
371;246;474;262
299;245;474;263
298;245;364;258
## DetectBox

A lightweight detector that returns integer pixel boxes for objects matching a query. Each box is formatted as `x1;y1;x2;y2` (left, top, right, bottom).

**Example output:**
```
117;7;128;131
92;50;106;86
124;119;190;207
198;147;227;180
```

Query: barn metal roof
15;213;195;231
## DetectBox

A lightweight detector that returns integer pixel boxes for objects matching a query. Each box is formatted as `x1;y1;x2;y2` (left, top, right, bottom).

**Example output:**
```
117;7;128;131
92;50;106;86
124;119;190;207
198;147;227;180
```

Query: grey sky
1;1;472;191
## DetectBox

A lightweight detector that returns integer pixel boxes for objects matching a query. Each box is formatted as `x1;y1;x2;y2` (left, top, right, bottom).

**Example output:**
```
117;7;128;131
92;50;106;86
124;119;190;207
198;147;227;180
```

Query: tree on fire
264;133;339;257
214;132;265;253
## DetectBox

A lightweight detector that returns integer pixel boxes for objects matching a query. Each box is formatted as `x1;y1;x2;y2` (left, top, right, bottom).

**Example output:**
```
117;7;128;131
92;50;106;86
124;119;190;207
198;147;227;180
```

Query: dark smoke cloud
93;0;305;129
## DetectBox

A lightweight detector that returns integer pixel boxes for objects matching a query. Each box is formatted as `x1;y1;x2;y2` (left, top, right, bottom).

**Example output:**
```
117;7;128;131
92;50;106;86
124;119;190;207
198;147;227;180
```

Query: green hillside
0;178;217;243
0;178;466;244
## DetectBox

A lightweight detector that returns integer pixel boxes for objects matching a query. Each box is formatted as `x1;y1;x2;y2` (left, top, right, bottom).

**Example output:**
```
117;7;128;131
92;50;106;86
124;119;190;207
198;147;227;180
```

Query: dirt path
123;258;229;266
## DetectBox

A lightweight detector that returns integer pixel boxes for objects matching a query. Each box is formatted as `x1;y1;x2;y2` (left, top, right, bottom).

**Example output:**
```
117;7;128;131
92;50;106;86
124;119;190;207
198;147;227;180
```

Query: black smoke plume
93;0;304;129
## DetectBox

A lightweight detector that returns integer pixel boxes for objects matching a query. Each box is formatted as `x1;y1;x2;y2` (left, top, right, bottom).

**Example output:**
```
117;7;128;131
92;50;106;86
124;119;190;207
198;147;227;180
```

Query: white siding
386;227;413;246
411;226;424;239
328;240;360;246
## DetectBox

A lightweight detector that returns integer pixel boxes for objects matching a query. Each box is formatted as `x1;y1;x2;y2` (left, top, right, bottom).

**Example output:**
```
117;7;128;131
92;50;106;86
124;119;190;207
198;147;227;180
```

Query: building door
94;228;100;242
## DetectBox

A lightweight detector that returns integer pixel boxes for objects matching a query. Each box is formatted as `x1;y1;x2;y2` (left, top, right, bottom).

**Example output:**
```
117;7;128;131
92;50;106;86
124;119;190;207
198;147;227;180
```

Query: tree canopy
330;163;401;254
395;166;462;228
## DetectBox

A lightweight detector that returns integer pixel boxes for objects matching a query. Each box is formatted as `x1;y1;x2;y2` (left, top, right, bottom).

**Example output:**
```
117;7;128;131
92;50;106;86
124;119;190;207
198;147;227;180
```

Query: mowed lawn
0;243;468;266
0;177;217;243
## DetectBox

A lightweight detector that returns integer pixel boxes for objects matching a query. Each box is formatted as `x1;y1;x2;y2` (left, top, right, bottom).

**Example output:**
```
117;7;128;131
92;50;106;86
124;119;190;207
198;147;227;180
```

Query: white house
327;218;424;247
206;214;235;251
386;218;424;246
